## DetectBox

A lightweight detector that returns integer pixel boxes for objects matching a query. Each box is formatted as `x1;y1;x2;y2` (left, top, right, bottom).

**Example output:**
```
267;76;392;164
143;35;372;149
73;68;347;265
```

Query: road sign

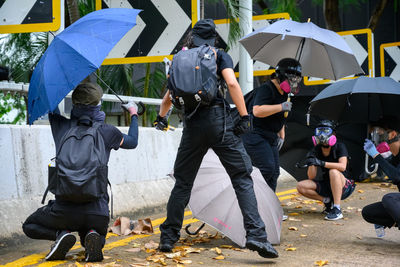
380;42;400;81
0;0;60;34
96;0;198;65
213;13;290;77
303;28;374;85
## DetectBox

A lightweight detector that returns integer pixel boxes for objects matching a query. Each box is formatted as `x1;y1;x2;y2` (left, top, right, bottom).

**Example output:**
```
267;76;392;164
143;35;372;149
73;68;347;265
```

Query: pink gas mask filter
280;80;291;93
312;134;337;147
376;142;390;153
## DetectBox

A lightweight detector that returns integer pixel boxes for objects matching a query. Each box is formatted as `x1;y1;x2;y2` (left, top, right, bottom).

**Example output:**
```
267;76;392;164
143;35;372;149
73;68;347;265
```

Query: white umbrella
239;19;363;80
187;149;283;246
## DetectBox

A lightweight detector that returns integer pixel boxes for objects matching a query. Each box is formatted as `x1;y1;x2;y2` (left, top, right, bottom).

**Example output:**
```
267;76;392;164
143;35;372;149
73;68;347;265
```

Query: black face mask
388;134;399;144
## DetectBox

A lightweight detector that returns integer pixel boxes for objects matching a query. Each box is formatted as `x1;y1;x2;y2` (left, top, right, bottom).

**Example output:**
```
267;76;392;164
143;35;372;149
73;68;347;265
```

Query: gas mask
312;126;337;147
370;126;397;154
280;74;302;94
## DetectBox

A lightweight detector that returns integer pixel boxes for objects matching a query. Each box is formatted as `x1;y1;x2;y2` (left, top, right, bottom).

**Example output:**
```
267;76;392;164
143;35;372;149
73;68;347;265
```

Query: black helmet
317;120;336;131
275;58;302;81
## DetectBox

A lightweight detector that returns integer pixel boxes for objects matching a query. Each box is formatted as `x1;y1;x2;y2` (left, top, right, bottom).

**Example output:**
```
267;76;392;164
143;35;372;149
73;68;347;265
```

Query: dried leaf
288;226;298;231
356;235;363;240
125;248;141;253
295;205;303;209
132;243;142;248
285;247;297;251
185;247;203;253
213;255;225;260
220;245;233;249
144;240;158;250
175;259;193;264
315;260;329;266
145;248;156;254
311;207;317;211
103;256;112;259
289;217;301;222
215;247;222;255
232;248;242;251
288;212;300;216
300;234;307;237
164;251;181;259
358;189;364;193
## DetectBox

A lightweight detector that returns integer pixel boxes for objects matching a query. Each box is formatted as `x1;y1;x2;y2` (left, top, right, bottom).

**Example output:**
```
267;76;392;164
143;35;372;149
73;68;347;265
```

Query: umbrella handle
185;223;206;235
284;95;291;118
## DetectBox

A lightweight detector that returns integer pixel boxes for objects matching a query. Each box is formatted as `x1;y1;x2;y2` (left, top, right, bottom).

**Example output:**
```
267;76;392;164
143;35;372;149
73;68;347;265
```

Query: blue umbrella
28;8;141;124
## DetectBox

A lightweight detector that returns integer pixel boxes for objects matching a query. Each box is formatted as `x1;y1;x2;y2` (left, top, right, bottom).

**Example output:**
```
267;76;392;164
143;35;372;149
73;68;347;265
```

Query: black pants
242;131;280;192
160;106;267;244
362;192;400;229
22;200;109;247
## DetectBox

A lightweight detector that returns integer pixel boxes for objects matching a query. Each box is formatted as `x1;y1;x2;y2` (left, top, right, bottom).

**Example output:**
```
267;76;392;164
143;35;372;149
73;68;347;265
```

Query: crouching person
296;120;355;220
22;83;139;262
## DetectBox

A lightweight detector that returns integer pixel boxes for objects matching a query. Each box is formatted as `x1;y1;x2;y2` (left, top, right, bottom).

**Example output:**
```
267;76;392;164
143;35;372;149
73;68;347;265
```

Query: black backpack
230;86;259;124
42;116;109;204
168;44;219;118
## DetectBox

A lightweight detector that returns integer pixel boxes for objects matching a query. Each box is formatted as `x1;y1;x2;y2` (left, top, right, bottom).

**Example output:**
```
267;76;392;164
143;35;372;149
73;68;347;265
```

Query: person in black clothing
362;117;400;234
242;58;302;192
296;120;355;221
153;19;278;258
22;82;139;262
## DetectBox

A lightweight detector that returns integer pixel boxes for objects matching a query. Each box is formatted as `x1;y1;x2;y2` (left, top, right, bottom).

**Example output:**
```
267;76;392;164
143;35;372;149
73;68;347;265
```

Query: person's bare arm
221;68;248;116
278;125;285;139
159;90;172;117
324;156;347;172
253;104;283;118
307;165;317;179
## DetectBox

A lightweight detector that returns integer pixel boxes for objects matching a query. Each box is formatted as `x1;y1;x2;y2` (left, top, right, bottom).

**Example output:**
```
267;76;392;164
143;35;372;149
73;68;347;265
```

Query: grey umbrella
309;76;400;124
239;19;363;80
188;149;283;246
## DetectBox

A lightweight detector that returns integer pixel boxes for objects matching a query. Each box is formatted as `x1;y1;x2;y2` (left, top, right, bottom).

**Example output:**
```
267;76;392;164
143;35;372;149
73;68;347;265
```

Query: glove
234;115;252;136
281;101;292;112
122;101;138;116
305;156;326;167
153;115;168;131
277;138;284;151
364;139;379;158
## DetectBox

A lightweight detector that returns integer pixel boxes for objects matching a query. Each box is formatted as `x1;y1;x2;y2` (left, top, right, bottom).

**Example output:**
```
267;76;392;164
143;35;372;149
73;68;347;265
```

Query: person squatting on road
362;117;400;235
22;82;139;262
153;19;279;258
241;58;302;192
297;120;356;221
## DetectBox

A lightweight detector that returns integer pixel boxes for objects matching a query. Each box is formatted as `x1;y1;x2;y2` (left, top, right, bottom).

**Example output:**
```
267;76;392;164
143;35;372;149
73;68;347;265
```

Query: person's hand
153;115;168;131
277;138;284;151
305;156;326;167
234;115;252;136
122;101;138;116
281;101;292;112
364;139;379;158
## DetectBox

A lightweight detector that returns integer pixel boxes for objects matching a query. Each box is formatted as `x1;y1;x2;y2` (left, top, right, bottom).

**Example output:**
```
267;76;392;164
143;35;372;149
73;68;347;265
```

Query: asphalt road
1;179;399;267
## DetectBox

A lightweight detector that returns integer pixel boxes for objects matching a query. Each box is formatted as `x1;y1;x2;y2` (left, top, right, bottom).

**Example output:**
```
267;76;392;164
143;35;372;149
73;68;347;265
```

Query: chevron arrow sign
98;0;197;65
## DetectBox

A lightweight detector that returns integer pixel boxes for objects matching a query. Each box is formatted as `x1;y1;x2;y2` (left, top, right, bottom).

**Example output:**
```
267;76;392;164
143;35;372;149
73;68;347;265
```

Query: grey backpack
42;116;109;204
168;45;218;118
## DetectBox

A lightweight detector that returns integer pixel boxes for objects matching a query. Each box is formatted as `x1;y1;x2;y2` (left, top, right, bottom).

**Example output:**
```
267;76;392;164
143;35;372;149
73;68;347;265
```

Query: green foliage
0;92;26;124
312;0;367;10
267;0;301;21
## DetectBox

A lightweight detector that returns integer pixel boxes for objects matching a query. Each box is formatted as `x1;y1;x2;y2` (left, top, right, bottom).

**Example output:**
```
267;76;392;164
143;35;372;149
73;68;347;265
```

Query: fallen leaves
285;247;297;251
315;260;329;266
288;226;298;231
357;189;364;193
300;234;307;238
213;255;225;260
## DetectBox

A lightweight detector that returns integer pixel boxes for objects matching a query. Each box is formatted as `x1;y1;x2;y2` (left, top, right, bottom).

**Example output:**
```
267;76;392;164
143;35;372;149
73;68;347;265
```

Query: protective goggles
315;127;333;136
370;127;388;145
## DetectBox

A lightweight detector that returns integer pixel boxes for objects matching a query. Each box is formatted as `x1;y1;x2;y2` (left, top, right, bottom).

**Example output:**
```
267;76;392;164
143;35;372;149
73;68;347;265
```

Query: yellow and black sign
380;42;400;81
0;0;60;34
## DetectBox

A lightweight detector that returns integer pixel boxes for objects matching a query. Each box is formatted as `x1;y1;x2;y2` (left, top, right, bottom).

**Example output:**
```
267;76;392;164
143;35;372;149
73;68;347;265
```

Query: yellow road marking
2;190;295;267
279;194;300;201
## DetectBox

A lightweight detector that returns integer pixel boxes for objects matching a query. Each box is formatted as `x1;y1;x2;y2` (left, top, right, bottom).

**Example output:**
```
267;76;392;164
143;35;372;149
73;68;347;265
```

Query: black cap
192;19;217;46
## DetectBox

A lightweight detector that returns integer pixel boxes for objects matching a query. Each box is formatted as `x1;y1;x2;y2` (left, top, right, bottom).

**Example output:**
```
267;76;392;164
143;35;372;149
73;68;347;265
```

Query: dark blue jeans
242;131;280;192
160;106;268;245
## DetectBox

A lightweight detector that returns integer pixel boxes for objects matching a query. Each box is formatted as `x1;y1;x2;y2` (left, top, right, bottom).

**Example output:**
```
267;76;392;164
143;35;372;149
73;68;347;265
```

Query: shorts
314;178;356;200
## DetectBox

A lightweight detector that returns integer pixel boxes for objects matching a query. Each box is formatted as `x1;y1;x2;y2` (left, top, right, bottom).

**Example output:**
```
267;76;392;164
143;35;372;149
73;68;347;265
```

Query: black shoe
245;240;279;258
322;202;332;214
159;242;174;252
84;230;103;262
45;231;76;261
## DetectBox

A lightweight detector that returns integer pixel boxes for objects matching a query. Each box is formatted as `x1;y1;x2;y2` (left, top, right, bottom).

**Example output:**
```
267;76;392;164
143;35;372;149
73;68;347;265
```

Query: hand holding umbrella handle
283;94;293;118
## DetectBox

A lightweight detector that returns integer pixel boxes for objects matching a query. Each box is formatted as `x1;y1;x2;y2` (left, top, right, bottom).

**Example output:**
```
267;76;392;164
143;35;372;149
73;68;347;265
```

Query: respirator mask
280;74;302;94
312;126;337;147
370;126;392;154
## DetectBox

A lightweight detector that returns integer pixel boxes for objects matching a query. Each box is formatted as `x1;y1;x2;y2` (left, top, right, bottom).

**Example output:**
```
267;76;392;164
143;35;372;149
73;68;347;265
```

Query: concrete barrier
0;124;296;239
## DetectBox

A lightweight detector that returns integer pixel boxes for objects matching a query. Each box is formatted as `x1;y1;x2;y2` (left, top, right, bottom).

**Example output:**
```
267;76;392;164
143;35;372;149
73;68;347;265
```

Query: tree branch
323;0;341;32
368;0;388;32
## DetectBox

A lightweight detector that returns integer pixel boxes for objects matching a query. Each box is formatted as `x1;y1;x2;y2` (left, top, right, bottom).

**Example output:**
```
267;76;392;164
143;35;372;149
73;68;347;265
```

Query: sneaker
324;207;343;221
45;230;76;261
159;242;174;252
282;214;288;221
84;230;103;262
322;202;333;214
245;240;279;258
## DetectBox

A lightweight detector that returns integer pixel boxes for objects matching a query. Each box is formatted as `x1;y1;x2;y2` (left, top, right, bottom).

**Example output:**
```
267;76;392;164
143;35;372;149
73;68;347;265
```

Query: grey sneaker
45;231;76;261
324;207;343;220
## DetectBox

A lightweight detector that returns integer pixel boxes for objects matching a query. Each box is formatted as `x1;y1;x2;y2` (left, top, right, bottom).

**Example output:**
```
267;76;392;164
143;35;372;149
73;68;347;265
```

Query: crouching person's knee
296;182;305;195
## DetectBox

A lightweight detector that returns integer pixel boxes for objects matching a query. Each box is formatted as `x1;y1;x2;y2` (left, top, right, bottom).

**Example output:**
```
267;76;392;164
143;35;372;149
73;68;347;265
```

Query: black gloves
234;115;252;136
153;115;168;131
305;156;326;167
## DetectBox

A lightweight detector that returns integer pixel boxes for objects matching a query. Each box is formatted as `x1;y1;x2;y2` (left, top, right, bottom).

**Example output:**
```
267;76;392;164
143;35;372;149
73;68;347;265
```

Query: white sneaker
282;214;288;221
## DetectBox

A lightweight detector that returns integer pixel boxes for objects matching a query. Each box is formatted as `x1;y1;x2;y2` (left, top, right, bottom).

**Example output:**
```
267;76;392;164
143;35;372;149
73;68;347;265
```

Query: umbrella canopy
239;19;363;80
309;76;400;124
28;8;141;124
188;150;283;246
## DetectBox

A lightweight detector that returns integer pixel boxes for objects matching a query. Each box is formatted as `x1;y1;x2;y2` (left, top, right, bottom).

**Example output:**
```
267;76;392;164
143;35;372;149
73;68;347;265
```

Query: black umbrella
308;77;400;124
